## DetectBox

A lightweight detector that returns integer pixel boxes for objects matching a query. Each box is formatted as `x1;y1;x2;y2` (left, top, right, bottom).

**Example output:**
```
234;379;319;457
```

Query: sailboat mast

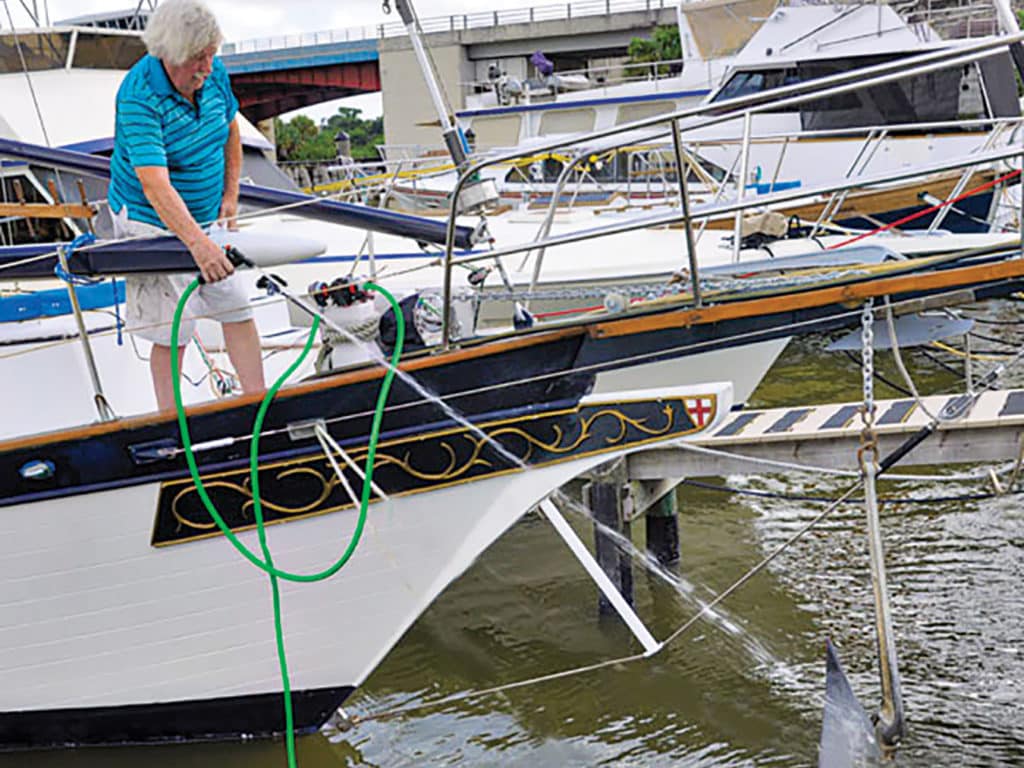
390;0;469;169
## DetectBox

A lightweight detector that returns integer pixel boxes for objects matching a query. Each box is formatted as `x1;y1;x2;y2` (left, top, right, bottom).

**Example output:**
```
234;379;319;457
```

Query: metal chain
458;267;876;306
859;298;879;465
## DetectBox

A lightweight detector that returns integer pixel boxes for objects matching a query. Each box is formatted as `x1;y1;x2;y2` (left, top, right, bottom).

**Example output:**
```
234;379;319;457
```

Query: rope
172;280;405;768
931;339;1011;361
882;297;938;422
53;233;100;286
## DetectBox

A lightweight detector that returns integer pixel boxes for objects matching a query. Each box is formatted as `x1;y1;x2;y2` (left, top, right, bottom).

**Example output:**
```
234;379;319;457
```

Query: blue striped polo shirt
109;54;238;229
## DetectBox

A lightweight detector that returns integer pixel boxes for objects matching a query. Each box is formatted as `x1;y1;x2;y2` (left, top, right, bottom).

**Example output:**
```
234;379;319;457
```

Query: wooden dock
628;388;1024;479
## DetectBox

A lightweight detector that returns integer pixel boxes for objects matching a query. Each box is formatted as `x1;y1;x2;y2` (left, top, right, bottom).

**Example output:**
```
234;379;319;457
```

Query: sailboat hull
0;383;729;748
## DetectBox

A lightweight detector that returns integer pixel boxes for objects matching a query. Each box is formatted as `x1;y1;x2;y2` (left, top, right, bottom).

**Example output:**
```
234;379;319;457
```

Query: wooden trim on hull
0;686;352;750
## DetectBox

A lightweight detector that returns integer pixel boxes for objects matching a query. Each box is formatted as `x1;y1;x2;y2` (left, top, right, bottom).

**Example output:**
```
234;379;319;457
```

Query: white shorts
113;208;254;347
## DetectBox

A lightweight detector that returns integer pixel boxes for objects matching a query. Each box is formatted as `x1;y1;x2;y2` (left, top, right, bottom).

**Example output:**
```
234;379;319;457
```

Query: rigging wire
0;0;51;148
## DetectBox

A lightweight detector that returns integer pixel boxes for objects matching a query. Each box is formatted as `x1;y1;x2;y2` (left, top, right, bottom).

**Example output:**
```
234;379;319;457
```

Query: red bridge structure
222;39;381;124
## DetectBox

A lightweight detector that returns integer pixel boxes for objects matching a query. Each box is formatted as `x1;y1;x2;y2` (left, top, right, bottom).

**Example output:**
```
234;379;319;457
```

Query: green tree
626;25;682;77
274;114;320;161
274;107;385;163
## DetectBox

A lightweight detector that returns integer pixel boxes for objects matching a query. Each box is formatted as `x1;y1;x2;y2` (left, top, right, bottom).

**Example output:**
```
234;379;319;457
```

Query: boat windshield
0;30;145;73
712;52;1020;128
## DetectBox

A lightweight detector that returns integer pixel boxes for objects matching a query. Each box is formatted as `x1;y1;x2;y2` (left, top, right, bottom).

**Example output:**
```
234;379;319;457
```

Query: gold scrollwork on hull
156;395;710;546
172;465;340;532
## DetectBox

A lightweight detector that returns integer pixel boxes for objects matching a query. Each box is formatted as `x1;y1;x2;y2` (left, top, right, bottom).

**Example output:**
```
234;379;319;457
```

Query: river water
6;303;1024;767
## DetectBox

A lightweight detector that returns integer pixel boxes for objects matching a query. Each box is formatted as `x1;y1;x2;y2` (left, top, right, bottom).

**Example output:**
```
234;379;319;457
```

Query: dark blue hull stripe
0;687;352;750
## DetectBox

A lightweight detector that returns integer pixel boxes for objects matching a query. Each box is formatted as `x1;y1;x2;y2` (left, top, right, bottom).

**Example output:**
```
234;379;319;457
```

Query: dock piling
583;466;633;615
627;479;683;567
645;488;680;567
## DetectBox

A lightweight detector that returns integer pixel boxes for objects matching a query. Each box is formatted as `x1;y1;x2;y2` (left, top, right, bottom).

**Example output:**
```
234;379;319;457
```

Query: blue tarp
0;280;125;322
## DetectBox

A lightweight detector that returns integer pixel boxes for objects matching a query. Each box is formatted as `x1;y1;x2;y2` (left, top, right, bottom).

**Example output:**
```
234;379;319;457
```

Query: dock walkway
628;388;1024;479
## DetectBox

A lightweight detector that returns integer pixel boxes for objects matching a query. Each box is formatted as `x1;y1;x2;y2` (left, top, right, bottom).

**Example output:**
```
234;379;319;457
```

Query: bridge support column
256;118;277;161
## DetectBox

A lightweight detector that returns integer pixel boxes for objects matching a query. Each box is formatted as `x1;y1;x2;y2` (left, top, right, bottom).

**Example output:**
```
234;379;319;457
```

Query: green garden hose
172;279;405;766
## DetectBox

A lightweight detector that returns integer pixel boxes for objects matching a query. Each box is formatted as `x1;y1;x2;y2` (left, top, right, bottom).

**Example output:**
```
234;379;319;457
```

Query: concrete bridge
221;0;676;143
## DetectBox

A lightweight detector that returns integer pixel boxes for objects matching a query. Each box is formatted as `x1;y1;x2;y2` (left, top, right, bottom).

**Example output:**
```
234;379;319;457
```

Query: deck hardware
287;418;328;442
128;438;179;464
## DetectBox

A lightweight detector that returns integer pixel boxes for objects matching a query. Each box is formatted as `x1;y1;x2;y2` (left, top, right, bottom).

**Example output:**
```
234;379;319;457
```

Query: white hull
0;385;730;716
592;337;788;406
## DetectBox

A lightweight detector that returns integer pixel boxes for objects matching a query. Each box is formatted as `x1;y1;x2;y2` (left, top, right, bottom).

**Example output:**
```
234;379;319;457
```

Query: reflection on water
6;303;1024;767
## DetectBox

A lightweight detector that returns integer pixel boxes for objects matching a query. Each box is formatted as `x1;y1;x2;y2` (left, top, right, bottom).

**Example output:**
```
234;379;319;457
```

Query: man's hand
190;234;234;283
135;166;235;281
219;196;239;231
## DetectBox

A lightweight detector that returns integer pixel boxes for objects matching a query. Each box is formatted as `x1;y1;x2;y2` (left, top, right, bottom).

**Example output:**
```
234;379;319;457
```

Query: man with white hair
108;0;265;411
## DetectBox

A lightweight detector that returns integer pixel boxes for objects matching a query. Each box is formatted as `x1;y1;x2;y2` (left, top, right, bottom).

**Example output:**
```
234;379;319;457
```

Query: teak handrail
0;202;95;219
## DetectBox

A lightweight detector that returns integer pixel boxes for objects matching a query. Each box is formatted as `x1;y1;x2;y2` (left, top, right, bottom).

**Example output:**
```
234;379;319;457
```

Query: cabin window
70;33;147;70
797;55;963;130
468;115;521;149
712;68;799;107
539;107;596;135
615;100;676;125
978;53;1021;119
0;33;70;73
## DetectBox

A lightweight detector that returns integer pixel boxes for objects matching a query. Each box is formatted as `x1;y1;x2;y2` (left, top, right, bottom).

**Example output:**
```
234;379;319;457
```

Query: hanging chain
381;0;391;13
858;299;879;467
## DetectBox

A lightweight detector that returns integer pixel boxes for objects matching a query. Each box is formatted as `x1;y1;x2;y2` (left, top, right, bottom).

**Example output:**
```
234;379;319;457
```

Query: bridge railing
222;0;672;55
